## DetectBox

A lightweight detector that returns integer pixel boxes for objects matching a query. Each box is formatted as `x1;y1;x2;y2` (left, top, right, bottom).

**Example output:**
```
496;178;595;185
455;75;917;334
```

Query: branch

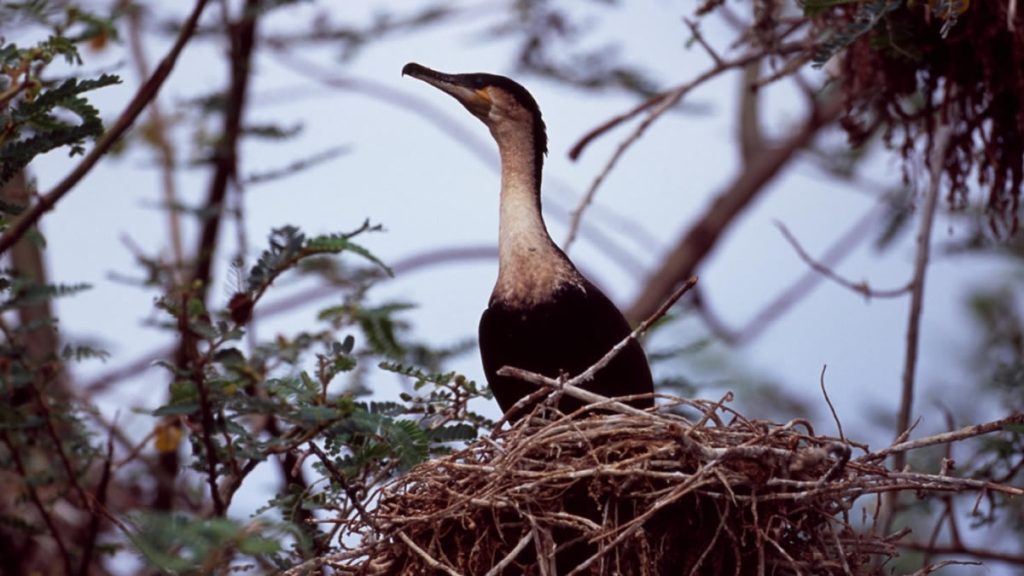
563;47;791;251
568;43;797;163
83;245;498;394
696;202;883;345
775;220;910;298
0;431;74;575
571;276;697;389
893;126;952;472
126;5;185;278
77;432;114;576
861;412;1024;462
188;0;259;300
0;0;210;255
626;95;844;324
899;541;1024;566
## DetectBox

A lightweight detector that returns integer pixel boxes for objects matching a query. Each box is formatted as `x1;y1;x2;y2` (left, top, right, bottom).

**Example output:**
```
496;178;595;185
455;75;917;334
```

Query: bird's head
402;62;547;159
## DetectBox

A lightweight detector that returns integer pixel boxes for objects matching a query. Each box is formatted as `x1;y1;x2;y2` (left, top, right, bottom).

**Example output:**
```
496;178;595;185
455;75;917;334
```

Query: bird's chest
491;251;583;308
480;284;596;377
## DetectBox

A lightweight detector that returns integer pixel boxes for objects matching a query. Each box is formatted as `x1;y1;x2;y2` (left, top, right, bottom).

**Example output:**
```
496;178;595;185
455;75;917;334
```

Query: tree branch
625;95;843;325
775;220;910;298
0;0;210;255
893;126;952;471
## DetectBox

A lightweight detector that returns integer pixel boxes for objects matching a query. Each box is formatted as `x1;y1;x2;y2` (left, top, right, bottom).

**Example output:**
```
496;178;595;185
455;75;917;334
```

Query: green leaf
152;402;200;417
214;347;247;370
305;233;393;276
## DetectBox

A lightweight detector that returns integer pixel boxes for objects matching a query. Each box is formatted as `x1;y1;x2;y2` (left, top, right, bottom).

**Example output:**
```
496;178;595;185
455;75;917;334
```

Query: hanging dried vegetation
812;0;1024;232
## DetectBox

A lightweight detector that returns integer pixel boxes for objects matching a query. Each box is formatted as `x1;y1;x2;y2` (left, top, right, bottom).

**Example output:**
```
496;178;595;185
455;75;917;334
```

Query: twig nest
324;396;1021;575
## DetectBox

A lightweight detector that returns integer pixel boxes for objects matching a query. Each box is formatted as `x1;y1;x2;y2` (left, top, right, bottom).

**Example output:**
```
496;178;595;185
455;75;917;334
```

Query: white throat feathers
491;123;583;307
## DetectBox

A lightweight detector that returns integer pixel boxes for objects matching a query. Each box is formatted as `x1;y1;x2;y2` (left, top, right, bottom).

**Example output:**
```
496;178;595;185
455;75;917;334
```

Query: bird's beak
402;62;492;117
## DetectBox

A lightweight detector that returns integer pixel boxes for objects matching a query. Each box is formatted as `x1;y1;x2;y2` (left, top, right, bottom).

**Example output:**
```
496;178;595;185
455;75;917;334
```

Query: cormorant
402;63;654;419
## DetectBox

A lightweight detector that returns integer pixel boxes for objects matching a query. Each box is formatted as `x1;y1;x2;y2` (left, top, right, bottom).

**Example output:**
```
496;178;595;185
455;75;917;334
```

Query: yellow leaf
154;422;183;453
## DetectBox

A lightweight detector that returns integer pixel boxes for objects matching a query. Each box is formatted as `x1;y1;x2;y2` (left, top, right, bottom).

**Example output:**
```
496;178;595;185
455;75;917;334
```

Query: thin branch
190;327;226;516
567;42;805;162
188;0;259;301
570;276;698;389
0;0;210;255
862;412;1024;462
697;201;884;345
309;443;378;531
563;53;764;251
684;18;723;65
819;365;845;441
774;220;910;298
893;126;952;472
900;541;1024;566
77;431;115;576
483;530;533;576
396;531;464;576
125;3;185;279
242;145;351;185
562;41;809;251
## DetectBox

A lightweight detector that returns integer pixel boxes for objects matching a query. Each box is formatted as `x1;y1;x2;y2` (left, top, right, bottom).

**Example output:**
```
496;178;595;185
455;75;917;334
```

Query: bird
402;62;654;420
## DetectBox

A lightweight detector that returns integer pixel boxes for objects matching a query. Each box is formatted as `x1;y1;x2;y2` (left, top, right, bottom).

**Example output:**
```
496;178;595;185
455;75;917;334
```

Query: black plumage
480;280;653;416
403;62;654;420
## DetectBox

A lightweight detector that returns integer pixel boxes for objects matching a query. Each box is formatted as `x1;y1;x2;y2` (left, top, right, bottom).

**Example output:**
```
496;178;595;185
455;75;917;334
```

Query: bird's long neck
492;127;580;306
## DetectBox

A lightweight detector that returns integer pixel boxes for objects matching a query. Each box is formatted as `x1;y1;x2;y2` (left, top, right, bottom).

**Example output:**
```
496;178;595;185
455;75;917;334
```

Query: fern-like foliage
0;35;121;185
245;222;391;297
140;224;490;568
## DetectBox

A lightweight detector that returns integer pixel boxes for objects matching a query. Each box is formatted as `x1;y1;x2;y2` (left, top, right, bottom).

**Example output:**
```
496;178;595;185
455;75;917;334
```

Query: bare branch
684;18;723;66
696;201;884;345
126;5;185;279
774;221;910;298
862;412;1024;462
563;47;790;251
626;95;843;324
819;365;845;441
893;126;953;472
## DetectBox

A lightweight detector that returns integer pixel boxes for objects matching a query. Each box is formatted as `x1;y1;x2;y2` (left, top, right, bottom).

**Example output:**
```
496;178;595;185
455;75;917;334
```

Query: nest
306;390;1023;576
